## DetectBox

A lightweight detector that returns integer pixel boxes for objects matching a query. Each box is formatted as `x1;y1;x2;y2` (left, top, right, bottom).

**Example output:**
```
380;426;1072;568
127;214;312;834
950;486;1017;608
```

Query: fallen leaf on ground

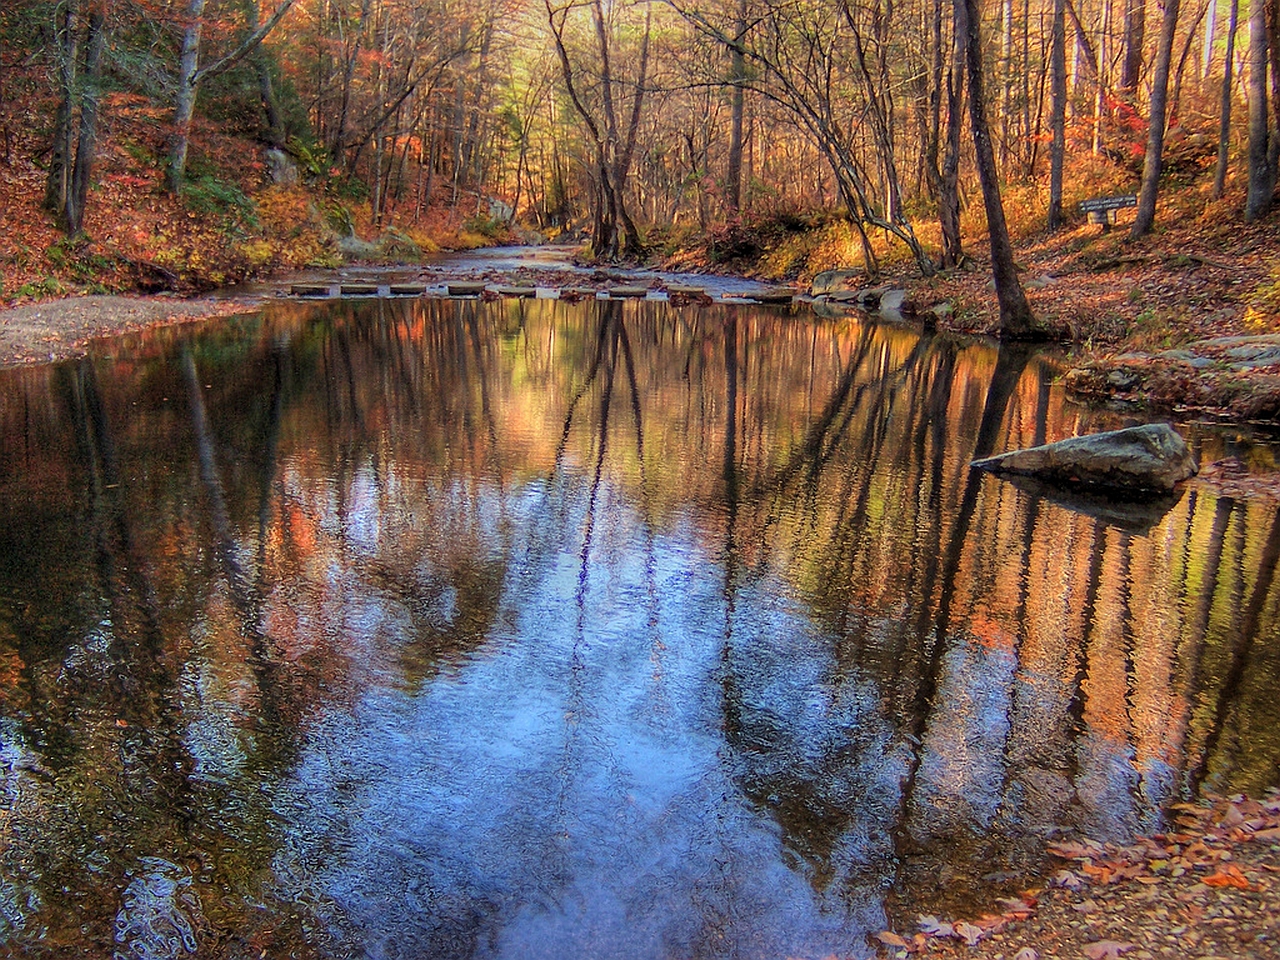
1203;864;1252;889
917;915;953;937
953;921;983;945
1014;949;1039;960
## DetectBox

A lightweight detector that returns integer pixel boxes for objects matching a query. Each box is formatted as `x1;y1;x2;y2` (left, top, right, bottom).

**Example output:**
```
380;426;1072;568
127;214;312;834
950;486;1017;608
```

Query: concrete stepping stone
291;284;332;298
496;286;537;298
607;285;650;298
340;283;378;297
446;281;488;296
389;284;426;296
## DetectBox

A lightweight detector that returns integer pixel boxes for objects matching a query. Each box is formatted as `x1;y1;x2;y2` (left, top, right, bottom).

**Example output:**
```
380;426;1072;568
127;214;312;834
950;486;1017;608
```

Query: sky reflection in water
0;296;1277;958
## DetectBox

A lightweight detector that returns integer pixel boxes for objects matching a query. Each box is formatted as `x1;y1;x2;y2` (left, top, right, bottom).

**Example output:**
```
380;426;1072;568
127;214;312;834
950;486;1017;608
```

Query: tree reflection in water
0;296;1277;957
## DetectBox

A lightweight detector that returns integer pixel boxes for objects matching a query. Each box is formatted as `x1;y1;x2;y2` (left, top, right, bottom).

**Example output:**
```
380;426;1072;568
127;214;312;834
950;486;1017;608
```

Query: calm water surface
1;297;1278;959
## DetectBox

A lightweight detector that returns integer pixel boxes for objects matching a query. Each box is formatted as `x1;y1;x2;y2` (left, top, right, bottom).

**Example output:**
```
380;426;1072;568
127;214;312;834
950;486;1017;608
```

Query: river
0;290;1276;958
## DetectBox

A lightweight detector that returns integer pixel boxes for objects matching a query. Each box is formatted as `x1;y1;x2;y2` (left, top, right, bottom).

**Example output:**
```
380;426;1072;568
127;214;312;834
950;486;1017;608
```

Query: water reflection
0;297;1277;957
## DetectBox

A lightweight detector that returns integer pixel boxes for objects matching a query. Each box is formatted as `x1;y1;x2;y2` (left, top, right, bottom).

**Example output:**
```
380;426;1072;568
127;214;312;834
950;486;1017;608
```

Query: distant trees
8;0;1279;254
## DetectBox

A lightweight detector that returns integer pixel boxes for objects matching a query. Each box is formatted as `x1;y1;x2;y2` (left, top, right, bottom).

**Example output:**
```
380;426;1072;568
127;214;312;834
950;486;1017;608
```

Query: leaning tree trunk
1245;0;1273;220
1130;0;1181;236
959;0;1037;336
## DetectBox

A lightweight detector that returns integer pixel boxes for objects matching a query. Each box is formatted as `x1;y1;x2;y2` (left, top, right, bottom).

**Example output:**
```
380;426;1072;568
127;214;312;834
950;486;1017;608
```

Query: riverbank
873;792;1280;960
0;293;252;367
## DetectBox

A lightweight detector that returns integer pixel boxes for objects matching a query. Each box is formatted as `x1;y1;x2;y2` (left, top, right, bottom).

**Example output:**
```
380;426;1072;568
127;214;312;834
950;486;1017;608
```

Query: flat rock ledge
971;423;1198;496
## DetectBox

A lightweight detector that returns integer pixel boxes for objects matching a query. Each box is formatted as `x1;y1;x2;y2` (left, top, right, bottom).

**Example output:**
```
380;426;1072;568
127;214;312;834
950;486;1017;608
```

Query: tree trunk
1245;0;1273;219
1204;0;1219;79
168;0;207;193
1213;0;1240;197
66;4;105;237
940;22;966;268
1048;0;1067;230
1121;0;1146;100
1131;0;1182;236
959;0;1037;336
726;0;747;214
44;0;79;218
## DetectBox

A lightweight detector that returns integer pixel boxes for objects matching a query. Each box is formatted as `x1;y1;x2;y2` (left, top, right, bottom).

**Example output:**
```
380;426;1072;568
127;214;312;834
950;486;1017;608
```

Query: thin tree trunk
1131;0;1182;236
940;24;965;268
1049;0;1068;230
1214;0;1240;197
1204;0;1219;79
726;0;747;214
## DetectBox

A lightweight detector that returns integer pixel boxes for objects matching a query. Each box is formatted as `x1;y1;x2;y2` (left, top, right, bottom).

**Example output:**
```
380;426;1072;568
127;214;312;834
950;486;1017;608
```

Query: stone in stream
810;268;864;296
606;285;650;298
389;283;426;296
290;284;331;298
446;281;488;297
738;289;794;305
340;283;378;297
971;423;1198;496
495;285;537;298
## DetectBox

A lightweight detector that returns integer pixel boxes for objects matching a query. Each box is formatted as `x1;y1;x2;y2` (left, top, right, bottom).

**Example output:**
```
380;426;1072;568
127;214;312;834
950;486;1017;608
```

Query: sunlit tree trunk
1245;0;1274;219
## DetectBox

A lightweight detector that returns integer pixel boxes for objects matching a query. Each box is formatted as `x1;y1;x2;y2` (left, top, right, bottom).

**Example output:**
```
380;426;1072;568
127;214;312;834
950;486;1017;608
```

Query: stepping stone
447;281;488;296
607;285;650;298
738;289;794;304
389;284;426;296
291;284;331;298
495;286;537;298
340;283;378;297
666;284;705;296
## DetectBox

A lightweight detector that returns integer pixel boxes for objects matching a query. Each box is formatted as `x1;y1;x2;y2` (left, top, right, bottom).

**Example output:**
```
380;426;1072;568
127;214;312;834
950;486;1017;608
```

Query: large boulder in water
971;423;1197;496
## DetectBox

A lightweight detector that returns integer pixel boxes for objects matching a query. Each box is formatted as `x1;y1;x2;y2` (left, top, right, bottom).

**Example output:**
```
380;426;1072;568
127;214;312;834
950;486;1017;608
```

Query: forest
0;0;1277;341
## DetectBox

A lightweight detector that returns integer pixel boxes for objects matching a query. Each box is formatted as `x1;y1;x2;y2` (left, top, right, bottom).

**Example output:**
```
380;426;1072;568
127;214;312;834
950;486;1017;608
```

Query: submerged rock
971;423;1198;496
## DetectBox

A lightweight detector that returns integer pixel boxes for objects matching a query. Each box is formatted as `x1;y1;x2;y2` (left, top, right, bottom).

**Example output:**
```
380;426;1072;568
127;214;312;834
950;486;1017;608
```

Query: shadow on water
0;297;1278;957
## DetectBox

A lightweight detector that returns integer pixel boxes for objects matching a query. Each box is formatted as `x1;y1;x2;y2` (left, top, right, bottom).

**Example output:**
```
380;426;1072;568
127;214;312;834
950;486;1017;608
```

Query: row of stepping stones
288;281;795;304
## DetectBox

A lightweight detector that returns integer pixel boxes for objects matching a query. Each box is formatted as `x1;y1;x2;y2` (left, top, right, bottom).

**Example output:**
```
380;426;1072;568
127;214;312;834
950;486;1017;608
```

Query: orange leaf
1203;864;1251;889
